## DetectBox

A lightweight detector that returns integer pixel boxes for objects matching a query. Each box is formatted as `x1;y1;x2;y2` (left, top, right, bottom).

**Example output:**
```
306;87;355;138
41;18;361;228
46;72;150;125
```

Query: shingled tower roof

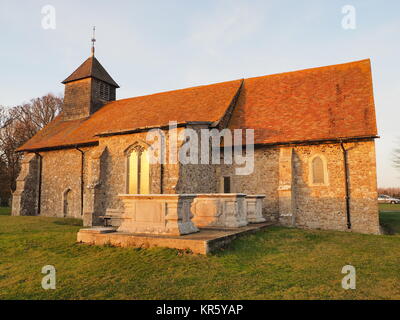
62;56;119;88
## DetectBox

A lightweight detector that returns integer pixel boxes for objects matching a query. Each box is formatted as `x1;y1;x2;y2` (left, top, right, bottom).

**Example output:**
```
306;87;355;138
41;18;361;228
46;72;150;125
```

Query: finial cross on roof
91;26;96;57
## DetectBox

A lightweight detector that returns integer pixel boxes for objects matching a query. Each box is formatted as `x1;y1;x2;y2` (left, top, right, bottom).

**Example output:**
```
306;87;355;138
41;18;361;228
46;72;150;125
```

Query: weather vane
91;26;96;57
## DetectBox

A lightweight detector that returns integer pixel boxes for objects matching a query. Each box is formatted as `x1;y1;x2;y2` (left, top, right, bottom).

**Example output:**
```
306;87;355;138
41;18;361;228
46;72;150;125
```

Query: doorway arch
62;188;72;217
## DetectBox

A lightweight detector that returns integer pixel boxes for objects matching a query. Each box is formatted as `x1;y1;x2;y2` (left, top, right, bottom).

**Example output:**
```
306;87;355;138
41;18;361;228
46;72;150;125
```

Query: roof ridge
89;56;94;74
243;59;371;82
108;59;370;104
212;79;245;128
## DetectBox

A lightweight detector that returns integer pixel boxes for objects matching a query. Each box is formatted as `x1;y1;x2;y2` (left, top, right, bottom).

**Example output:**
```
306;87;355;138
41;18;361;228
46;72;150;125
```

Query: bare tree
0;107;12;205
0;106;20;201
0;94;63;198
9;94;63;143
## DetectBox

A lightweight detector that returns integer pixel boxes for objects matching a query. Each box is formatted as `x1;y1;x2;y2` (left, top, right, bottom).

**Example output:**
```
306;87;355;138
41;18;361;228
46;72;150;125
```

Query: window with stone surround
309;155;328;186
126;144;150;194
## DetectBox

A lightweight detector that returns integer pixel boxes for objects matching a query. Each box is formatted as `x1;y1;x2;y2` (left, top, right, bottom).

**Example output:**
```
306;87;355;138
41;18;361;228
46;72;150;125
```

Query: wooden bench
98;209;124;227
98;215;112;227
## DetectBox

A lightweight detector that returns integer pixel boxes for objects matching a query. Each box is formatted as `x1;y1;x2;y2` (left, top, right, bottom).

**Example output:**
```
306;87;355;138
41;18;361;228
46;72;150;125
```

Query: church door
63;189;71;217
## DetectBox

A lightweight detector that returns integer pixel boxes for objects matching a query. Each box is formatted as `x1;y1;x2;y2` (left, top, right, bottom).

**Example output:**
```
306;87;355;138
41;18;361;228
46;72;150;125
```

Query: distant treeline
378;188;400;198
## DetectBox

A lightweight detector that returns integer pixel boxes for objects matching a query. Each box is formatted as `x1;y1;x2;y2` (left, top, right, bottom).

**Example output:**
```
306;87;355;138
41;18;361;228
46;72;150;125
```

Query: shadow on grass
0;207;11;216
380;211;400;235
53;218;83;226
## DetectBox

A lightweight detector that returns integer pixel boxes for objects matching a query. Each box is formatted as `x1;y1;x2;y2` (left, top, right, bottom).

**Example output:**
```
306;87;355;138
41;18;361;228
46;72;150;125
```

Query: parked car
378;195;400;204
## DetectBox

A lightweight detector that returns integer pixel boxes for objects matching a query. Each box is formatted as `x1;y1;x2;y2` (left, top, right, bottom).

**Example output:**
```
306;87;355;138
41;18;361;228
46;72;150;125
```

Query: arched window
127;144;150;194
311;156;326;185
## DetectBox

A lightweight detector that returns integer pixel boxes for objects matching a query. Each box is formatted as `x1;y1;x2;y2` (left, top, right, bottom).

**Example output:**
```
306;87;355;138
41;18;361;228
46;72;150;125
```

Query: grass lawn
0;205;400;300
0;207;11;215
379;204;400;234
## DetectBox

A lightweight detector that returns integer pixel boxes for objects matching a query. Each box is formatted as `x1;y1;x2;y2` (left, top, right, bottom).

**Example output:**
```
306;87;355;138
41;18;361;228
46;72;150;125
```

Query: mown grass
379;204;400;235
0;205;400;300
0;207;11;215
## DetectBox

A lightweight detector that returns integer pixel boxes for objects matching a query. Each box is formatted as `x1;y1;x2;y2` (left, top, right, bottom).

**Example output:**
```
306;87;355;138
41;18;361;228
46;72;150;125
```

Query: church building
12;47;380;235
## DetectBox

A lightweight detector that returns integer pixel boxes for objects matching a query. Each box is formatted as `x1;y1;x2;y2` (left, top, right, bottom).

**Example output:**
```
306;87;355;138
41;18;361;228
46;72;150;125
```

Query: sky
0;0;399;187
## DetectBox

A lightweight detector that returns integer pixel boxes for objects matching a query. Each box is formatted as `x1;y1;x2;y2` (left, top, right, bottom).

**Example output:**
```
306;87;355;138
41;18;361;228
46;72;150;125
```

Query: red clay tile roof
18;59;377;152
62;56;119;87
18;79;243;151
228;59;377;144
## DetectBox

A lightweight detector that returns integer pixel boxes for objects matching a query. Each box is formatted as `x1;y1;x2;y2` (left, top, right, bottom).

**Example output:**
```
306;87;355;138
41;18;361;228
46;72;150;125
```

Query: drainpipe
160;164;164;194
76;147;85;216
34;152;42;216
160;133;166;194
340;142;351;229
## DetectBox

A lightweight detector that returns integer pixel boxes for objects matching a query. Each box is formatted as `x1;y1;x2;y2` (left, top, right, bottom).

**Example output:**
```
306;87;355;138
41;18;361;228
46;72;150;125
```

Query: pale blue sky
0;0;399;187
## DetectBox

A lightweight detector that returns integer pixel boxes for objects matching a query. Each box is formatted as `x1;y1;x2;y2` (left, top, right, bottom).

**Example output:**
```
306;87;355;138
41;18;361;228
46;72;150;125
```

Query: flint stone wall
220;140;380;234
12;153;40;216
12;128;379;234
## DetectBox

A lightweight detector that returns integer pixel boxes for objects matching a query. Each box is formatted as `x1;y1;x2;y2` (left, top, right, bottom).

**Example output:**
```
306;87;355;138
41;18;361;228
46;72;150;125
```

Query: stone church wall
219;140;379;234
39;148;91;218
219;147;280;221
91;124;221;216
13;131;379;234
96;129;185;213
175;124;219;194
12;153;40;216
291;141;379;234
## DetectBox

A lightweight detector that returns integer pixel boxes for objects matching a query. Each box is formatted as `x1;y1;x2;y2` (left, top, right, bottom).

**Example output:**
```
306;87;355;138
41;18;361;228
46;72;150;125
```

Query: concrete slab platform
77;222;274;254
79;227;117;234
